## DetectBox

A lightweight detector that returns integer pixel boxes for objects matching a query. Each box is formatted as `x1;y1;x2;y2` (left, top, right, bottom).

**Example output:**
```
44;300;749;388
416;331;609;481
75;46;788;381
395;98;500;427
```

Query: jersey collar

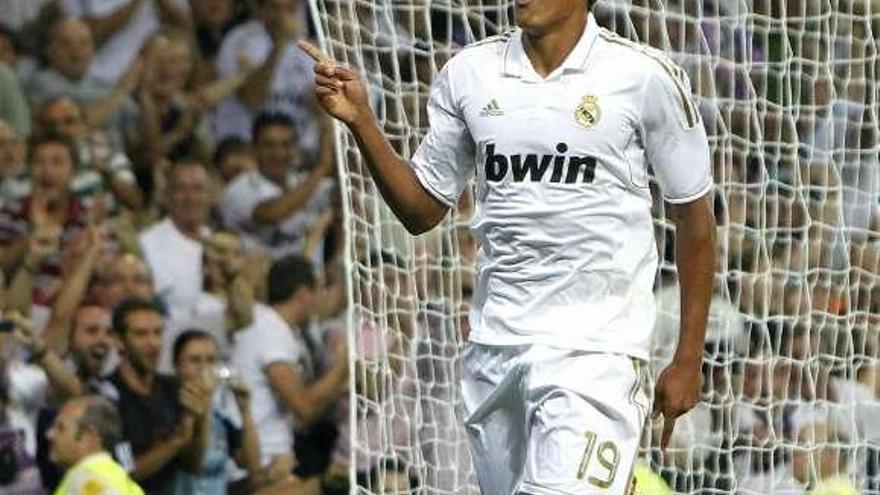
502;13;600;81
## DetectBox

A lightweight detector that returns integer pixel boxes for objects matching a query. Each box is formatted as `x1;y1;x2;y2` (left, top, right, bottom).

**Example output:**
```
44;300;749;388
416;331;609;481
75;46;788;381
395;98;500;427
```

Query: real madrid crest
574;94;601;129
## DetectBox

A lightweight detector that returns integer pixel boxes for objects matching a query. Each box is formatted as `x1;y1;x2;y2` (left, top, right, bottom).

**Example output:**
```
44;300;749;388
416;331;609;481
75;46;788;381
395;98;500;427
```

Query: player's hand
652;360;702;450
298;40;371;126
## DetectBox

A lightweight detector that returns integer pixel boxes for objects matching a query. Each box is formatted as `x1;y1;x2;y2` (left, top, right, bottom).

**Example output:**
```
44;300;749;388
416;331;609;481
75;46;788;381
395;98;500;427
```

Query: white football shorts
460;342;651;495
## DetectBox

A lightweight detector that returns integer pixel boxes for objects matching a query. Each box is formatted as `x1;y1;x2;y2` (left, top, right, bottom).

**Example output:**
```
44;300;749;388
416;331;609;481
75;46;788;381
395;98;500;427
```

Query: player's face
515;0;587;35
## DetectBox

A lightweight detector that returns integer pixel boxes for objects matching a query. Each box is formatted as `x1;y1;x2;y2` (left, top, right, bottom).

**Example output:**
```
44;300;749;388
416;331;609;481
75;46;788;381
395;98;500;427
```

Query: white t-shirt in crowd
139;217;206;312
60;0;190;84
219;169;332;260
231;304;306;465
213;19;319;159
409;14;712;359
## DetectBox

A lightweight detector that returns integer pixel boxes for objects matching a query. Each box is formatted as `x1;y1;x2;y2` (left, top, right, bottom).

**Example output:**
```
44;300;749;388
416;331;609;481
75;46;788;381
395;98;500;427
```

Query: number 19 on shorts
576;430;620;489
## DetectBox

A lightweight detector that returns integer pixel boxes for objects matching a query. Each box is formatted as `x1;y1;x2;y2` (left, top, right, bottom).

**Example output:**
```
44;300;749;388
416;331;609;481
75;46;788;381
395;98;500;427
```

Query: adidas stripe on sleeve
640;62;712;204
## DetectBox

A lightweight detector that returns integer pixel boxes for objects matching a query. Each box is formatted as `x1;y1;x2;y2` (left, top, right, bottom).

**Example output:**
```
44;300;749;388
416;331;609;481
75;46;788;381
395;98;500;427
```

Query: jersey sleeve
409;62;475;207
640;63;712;204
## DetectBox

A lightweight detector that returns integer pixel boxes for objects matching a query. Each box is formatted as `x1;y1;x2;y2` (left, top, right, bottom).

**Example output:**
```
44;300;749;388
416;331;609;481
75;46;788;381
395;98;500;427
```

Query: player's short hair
267;255;316;304
111;297;163;337
75;395;122;450
252;112;296;143
27;131;80;169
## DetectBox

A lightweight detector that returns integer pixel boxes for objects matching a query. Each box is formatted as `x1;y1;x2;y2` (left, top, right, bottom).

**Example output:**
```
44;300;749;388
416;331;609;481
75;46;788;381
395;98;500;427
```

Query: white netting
310;1;880;493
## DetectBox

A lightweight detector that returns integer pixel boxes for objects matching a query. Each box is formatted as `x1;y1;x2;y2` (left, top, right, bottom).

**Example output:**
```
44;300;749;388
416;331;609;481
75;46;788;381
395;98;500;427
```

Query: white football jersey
410;14;712;359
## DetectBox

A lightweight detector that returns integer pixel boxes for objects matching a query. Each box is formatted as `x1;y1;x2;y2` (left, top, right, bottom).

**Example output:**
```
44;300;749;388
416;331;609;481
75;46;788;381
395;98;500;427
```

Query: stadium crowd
0;1;368;494
0;0;876;495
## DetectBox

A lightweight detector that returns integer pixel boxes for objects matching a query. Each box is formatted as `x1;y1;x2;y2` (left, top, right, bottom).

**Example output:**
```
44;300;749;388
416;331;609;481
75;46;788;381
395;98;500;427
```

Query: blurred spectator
330;316;415;483
791;415;860;494
220;113;334;260
159;229;256;373
64;306;116;385
9;224;110;491
101;297;211;495
191;0;249;79
0;363;42;494
0;24;18;67
48;395;144;494
632;458;673;495
231;255;346;471
14;304;115;401
58;0;191;85
120;28;251;169
0;133;87;305
0;1;54;31
170;330;261;494
365;457;419;494
213;0;321;159
213;136;256;185
92;253;154;310
35;96;143;211
26;18;111;107
0;119;27;207
0;61;30;139
139;160;211;312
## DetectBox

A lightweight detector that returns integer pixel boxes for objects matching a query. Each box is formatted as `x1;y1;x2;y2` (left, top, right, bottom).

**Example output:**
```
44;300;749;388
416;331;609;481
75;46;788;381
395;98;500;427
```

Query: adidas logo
480;99;504;117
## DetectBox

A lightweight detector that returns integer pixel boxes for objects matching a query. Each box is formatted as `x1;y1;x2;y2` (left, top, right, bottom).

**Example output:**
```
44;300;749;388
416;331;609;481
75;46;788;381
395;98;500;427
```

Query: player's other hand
652;361;702;451
298;40;370;126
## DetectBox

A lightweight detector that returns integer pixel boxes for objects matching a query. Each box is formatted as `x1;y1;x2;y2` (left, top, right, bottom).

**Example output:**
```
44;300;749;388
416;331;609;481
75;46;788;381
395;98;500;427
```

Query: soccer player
300;0;716;493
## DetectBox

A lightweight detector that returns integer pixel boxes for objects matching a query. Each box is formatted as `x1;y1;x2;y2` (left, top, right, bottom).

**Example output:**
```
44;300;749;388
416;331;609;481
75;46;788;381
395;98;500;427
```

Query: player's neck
521;10;588;78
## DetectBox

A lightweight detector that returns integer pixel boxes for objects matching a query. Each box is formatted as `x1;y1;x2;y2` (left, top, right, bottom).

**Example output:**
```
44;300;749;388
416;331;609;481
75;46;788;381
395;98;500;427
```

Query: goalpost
308;1;880;493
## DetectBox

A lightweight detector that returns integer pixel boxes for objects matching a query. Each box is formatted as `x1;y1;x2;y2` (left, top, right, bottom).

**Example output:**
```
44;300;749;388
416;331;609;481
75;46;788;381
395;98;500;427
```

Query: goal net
308;0;880;493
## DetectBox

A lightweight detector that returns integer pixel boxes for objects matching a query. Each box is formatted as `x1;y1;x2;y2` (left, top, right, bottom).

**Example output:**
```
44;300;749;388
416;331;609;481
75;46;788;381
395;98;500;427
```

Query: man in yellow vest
48;395;144;495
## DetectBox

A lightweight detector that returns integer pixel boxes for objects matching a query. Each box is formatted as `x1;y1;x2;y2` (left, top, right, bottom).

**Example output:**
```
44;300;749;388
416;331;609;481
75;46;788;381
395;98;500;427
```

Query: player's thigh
459;343;531;495
521;351;650;495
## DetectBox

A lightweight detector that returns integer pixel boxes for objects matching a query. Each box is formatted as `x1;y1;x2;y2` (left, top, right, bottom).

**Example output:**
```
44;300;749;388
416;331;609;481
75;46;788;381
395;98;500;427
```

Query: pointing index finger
660;415;676;451
298;39;331;64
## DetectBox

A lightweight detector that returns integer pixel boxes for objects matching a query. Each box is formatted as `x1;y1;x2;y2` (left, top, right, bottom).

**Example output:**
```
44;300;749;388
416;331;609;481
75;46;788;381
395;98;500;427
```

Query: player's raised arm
298;40;448;235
